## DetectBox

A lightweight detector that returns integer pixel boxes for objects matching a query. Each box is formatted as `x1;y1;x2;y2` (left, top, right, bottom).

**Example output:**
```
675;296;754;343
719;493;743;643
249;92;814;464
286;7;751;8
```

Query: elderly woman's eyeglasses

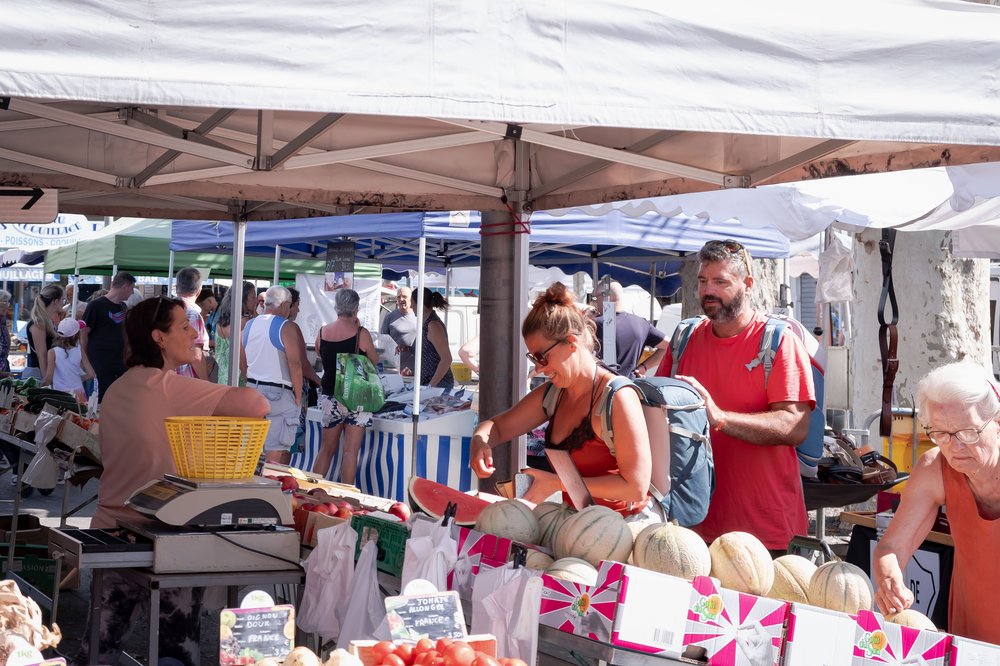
705;238;753;277
525;339;565;367
924;409;1000;446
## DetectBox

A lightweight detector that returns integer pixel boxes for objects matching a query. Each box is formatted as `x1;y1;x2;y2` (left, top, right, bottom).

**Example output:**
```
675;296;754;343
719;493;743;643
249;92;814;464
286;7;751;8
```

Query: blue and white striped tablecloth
290;408;478;501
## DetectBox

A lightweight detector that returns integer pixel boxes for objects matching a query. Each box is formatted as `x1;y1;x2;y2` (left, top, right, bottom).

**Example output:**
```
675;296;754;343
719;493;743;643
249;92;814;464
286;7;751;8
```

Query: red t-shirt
655;312;814;549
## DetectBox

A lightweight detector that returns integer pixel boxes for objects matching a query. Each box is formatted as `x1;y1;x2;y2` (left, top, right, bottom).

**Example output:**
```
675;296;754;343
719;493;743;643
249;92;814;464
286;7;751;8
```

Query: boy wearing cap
44;318;95;403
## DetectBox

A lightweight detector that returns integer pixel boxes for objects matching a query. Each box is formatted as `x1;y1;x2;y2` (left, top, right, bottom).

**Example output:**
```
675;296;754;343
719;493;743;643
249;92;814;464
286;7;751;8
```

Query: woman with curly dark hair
419;287;454;390
469;283;663;522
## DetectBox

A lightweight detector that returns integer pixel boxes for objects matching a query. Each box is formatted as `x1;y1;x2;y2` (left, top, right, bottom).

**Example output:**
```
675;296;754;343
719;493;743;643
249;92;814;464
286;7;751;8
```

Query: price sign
219;604;295;665
385;590;467;641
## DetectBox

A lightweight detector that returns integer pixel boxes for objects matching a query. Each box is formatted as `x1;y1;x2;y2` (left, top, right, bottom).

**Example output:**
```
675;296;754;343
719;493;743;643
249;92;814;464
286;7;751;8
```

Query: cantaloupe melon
474;499;540;544
632;522;711;581
520;550;554;570
533;501;576;548
545;557;599;586
767;555;817;604
808;560;873;614
885;609;936;630
553;505;633;566
708;532;774;596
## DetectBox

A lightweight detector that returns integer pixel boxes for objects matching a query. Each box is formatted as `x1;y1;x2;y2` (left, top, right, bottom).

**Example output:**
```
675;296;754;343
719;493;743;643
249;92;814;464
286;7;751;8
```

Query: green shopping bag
334;329;386;412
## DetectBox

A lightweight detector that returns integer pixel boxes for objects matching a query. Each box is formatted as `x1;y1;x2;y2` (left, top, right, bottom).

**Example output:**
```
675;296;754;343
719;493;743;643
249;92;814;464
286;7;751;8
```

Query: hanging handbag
334;328;386;412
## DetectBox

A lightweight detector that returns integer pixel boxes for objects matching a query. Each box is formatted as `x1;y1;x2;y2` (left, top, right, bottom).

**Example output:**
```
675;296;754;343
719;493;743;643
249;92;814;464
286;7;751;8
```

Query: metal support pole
228;220;247;385
167;250;175;295
411;238;427;478
273;246;281;286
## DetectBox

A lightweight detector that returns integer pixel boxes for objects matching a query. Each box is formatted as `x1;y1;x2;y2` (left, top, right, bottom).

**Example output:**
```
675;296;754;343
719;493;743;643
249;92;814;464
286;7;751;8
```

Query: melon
766;555;816;604
408;476;490;526
545;557;599;586
885;609;936;630
632;522;711;581
520;550;555;570
553;504;633;566
708;532;775;596
533;501;576;548
808;561;873;614
474;499;540;544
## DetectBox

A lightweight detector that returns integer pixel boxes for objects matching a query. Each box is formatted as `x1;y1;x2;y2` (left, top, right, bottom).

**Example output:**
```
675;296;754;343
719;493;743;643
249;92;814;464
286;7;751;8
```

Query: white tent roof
1;0;999;221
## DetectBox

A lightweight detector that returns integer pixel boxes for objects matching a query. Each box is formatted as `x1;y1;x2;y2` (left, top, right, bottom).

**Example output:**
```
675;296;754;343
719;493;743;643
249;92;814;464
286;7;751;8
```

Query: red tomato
395;643;416;666
429;659;446;666
435;638;454;654
443;643;476;666
507;660;528;666
497;660;511;666
372;641;397;664
415;638;436;655
472;653;500;666
384;654;406;666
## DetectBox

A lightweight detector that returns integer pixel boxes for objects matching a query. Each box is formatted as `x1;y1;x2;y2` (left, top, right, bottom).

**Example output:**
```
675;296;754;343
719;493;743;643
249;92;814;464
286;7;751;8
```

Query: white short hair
264;285;291;308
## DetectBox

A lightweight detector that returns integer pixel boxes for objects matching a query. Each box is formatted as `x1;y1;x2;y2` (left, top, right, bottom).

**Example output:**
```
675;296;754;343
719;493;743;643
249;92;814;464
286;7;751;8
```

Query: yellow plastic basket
164;416;270;479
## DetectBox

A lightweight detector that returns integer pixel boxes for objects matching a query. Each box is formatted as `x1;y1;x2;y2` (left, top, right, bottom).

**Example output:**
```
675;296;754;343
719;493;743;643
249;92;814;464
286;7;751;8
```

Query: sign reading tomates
385;590;467;641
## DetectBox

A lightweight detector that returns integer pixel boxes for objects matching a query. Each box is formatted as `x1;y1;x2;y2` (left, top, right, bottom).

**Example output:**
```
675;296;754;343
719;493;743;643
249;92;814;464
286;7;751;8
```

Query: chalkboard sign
219;604;295;665
385;590;467;641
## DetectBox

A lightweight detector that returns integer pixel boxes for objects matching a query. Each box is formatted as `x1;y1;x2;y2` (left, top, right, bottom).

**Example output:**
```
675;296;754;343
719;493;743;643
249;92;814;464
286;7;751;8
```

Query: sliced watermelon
408;476;490;526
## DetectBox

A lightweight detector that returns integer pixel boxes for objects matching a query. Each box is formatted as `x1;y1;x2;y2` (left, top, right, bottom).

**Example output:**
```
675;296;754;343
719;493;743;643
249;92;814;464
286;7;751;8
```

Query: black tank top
25;321;54;369
319;333;359;395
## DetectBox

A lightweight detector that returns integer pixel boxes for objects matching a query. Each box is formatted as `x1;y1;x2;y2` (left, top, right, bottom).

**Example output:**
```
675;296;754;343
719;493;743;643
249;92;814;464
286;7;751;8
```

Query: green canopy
43;218;380;280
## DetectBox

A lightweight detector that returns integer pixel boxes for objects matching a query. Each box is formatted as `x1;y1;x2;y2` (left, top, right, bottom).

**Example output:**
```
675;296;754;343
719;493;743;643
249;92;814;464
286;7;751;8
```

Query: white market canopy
1;0;1000;221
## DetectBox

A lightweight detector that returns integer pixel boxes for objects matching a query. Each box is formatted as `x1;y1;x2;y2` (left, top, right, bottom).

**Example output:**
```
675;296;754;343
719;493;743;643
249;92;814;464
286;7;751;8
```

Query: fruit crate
350;514;409;577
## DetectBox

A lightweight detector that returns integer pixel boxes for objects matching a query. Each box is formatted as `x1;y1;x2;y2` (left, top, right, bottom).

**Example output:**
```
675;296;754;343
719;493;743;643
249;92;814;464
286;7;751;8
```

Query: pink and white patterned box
682;576;789;666
538;561;789;665
852;610;951;665
949;634;1000;665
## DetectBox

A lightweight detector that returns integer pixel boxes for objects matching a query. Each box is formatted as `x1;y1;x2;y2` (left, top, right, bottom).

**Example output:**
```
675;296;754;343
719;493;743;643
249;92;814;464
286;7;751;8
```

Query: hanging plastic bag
21;412;62;489
297;521;358;641
337;540;390;649
470;563;542;663
401;516;458;593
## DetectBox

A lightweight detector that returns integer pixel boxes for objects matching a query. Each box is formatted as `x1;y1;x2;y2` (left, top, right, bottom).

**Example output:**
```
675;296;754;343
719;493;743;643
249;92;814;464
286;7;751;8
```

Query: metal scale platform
50;475;300;573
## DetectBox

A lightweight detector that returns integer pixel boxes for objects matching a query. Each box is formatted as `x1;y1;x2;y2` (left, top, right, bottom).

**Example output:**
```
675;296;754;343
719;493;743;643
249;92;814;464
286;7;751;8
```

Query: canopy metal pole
650;263;656;322
410;237;427;479
591;246;598;285
445;266;452;299
72;274;80;318
273;246;281;285
167;250;175;294
228;220;247;385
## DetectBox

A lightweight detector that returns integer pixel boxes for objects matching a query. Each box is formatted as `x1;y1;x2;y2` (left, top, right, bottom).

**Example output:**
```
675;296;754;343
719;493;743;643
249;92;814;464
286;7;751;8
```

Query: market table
292;407;477;501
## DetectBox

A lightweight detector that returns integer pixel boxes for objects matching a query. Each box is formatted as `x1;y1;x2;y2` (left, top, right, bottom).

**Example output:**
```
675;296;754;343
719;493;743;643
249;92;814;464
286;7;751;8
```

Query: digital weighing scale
126;474;293;528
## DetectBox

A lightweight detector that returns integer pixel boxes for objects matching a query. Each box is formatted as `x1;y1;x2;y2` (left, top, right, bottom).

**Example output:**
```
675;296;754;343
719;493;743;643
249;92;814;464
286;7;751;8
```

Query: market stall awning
1;1;1000;221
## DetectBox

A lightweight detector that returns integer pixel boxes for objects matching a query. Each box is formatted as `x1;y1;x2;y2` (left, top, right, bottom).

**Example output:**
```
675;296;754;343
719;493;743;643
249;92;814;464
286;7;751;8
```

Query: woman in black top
420;288;454;390
24;284;64;381
312;289;379;483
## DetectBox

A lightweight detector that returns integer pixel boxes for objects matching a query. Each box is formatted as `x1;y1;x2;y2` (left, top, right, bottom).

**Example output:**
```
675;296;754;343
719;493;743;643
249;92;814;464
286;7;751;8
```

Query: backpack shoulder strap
540;381;561;419
594;375;641;455
747;317;786;385
668;316;707;377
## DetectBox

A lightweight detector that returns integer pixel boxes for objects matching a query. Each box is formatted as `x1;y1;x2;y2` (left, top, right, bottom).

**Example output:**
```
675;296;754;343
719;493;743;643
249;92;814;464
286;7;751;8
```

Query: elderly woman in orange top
470;283;664;523
84;296;267;664
873;361;1000;644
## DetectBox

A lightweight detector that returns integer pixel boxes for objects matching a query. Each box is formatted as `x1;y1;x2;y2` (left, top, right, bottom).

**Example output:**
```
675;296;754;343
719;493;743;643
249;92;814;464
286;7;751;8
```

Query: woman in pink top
874;361;1000;643
84;296;267;664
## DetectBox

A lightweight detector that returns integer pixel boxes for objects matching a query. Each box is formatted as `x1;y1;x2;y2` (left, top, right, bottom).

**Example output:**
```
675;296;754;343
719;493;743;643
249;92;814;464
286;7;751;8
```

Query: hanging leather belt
877;229;899;438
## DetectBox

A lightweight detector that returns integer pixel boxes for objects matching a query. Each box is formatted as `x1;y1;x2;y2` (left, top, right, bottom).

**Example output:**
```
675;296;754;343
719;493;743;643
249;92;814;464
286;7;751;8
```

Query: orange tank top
940;458;1000;643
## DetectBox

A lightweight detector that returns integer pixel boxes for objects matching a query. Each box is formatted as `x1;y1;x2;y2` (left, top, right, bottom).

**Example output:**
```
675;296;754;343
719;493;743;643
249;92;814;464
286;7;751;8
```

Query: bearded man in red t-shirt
655;240;815;553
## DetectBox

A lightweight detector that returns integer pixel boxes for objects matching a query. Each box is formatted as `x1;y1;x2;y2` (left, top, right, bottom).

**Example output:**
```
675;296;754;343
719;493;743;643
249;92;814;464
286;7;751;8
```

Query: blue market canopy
170;209;790;296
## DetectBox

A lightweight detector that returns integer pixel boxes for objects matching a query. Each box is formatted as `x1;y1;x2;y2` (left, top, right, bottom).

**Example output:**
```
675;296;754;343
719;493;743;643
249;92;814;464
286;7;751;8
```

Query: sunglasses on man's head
705;238;753;277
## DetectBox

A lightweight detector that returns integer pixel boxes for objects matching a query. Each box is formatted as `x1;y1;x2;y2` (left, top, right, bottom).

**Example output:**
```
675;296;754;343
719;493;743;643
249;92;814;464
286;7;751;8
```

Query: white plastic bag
297;521;358;641
337;540;390;648
21;412;62;489
816;234;855;304
470;563;542;663
400;516;458;592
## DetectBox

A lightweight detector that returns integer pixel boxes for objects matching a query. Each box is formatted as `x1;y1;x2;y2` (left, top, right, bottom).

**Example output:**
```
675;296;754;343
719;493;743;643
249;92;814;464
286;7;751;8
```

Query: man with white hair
241;286;305;464
380;286;417;374
593;280;669;378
